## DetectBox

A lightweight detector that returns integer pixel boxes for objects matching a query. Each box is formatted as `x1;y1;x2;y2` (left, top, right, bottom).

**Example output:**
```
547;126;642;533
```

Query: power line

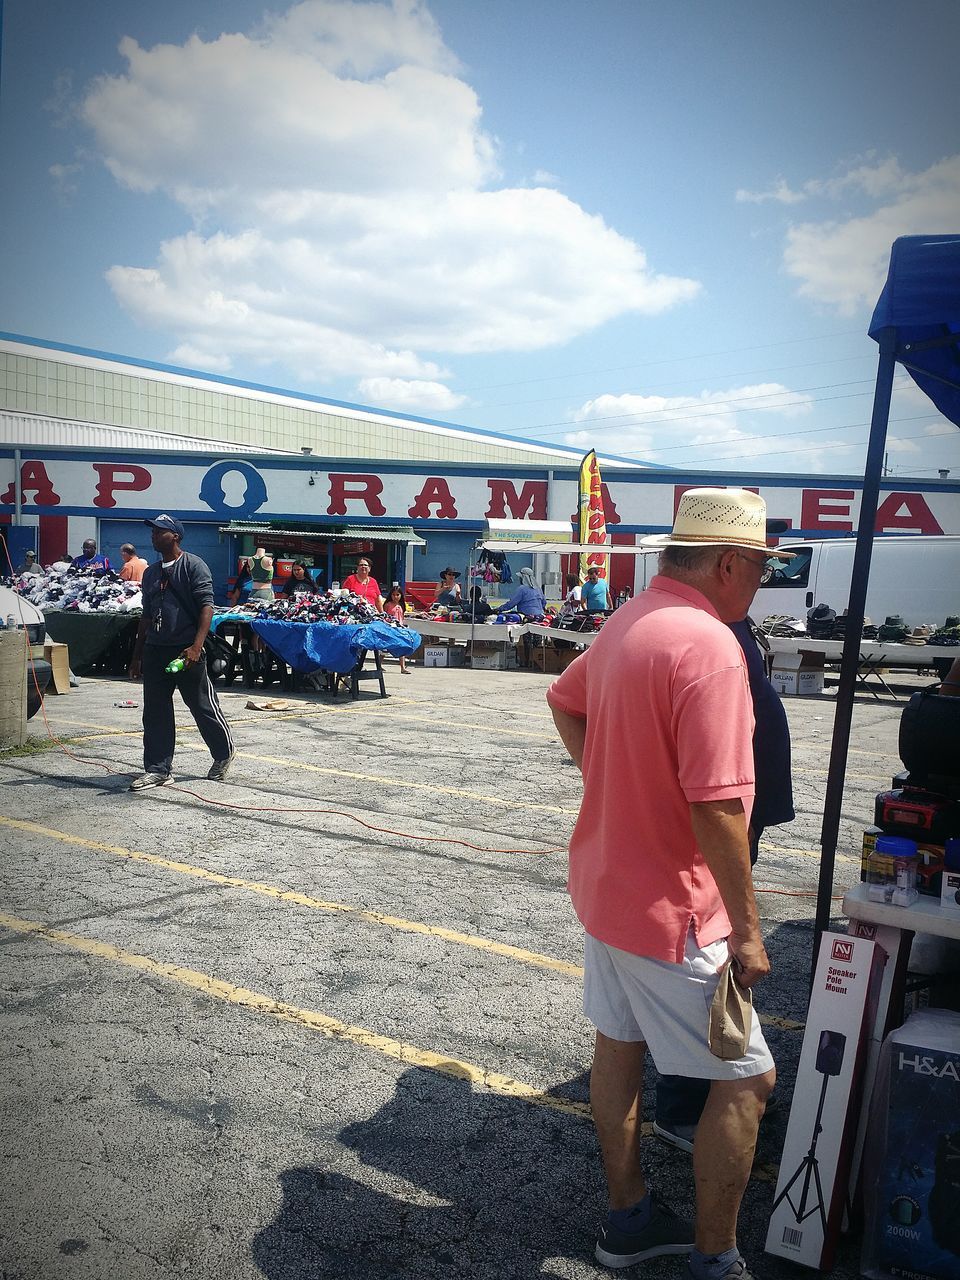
521;376;910;436
610;411;937;460
676;426;960;468
484;352;873;412
457;327;863;393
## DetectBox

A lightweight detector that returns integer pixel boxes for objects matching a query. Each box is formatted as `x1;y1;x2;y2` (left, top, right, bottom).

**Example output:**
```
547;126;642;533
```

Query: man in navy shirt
128;514;234;790
73;539;110;571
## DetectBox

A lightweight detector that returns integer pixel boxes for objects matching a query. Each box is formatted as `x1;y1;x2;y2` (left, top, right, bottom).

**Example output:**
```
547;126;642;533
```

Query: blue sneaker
595;1194;694;1268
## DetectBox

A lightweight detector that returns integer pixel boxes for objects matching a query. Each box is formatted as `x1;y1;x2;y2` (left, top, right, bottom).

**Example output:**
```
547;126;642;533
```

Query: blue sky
2;0;959;476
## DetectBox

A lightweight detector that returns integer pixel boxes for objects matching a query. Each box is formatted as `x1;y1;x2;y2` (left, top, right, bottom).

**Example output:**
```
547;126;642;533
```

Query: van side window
760;546;812;589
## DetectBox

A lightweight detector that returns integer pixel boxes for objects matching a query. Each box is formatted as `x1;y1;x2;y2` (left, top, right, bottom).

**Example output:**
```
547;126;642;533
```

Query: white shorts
583;929;775;1080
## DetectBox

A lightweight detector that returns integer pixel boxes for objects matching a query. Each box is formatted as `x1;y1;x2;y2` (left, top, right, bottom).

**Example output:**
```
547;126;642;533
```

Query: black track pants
141;644;234;775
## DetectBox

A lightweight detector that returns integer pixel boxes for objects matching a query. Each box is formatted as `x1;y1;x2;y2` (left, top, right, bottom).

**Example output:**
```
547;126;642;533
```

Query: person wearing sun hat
546;489;793;1280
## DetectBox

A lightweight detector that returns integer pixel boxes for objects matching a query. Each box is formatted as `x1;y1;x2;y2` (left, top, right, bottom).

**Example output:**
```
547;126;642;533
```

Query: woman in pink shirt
341;557;383;609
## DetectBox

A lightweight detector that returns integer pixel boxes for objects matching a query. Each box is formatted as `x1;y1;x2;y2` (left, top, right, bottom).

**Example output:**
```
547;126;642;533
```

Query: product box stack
769;650;825;697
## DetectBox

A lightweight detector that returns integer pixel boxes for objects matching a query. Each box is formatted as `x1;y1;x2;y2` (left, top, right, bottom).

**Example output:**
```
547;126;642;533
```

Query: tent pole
814;327;899;955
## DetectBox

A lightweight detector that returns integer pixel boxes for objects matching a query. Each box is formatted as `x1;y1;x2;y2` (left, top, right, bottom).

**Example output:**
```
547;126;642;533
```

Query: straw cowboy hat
642;488;795;558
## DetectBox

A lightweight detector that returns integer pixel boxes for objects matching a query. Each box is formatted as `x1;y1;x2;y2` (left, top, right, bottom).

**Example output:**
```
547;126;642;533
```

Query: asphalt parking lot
0;661;930;1279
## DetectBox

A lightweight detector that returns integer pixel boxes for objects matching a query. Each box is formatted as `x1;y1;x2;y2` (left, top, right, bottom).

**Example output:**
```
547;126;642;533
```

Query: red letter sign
875;492;943;534
92;463;152;508
485;479;548;521
327;473;387;517
0;460;61;506
408;477;458;520
801;489;854;532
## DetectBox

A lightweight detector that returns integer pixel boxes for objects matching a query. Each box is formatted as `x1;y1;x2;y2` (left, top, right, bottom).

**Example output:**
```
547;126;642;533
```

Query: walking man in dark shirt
128;514;234;790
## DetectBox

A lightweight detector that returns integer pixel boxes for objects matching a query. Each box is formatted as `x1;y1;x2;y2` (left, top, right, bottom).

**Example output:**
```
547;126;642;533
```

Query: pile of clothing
238;589;393;627
5;565;142;614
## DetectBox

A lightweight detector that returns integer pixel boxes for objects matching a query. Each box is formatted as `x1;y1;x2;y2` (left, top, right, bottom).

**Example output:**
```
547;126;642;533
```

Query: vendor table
42;611;140;676
523;622;598;646
842;883;960;1196
408;618;525;644
250;618;420;699
766;636;958;698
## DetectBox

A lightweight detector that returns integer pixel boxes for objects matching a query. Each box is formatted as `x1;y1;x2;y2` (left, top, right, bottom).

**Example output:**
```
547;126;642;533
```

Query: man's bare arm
550;705;586;771
690;798;769;987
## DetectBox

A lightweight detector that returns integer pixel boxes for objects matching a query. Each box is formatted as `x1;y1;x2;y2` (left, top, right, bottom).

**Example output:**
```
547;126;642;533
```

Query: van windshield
760;546;812;589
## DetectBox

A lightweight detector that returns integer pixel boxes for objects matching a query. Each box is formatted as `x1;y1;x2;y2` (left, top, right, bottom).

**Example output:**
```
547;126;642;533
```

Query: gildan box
861;1009;960;1280
770;651;825;697
423;643;465;668
470;645;518;670
765;932;885;1271
423;644;451;668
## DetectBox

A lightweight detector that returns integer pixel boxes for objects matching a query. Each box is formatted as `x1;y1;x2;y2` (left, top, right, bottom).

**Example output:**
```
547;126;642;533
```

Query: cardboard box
422;644;464;668
771;651;825;697
765;932;885;1271
44;641;71;694
29;640;71;694
469;645;518;671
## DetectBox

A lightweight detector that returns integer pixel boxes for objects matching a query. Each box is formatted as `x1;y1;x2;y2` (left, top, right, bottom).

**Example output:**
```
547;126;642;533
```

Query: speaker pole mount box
765;931;885;1270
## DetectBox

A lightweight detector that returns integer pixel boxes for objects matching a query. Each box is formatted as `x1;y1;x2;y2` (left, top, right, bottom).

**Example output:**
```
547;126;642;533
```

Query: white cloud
356;376;467;411
566;383;816;463
77;0;699;390
746;154;960;313
168;343;233;373
735;178;805;206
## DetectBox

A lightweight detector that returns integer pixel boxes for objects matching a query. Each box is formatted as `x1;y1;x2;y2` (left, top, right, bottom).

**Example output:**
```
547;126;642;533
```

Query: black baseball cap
766;519;790;536
145;513;185;538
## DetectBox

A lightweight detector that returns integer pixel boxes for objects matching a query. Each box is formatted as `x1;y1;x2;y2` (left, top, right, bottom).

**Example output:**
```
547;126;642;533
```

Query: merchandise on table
5;564;142;614
223;588;399;627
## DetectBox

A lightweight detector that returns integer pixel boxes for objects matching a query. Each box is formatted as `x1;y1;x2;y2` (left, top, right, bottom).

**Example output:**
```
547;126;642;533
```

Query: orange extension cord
3;532;842;892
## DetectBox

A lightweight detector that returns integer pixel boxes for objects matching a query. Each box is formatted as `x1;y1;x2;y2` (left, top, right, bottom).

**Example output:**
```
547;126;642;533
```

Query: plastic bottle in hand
165;656;187;674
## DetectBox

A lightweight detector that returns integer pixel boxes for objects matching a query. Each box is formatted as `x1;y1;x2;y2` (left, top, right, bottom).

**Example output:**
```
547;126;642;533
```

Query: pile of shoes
6;565;142;614
252;590;390;627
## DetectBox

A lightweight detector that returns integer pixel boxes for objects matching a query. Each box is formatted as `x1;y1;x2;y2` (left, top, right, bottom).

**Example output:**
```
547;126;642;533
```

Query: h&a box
765;931;885;1271
860;1009;960;1280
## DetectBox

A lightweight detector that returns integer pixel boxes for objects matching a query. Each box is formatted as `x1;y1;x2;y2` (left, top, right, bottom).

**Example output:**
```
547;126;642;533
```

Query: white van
755;535;960;627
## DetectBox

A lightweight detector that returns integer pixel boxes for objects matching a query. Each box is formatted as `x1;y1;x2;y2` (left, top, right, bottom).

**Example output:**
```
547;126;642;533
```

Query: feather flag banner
578;449;608;580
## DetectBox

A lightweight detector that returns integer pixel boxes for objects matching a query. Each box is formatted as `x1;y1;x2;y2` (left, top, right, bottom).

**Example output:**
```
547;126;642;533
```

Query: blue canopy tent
815;235;960;940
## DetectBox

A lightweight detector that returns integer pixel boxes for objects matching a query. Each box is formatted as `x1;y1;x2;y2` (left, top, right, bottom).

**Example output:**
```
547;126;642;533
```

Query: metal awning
218;521;425;546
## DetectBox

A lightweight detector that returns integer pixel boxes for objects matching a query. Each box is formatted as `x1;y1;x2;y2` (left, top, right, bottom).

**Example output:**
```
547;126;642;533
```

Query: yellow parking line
232;751;578;814
0;910;590;1121
0;816;577;975
0;817;804;1031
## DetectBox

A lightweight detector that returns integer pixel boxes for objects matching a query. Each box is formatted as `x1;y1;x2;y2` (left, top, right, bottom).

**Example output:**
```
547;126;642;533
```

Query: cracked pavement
0;664;931;1278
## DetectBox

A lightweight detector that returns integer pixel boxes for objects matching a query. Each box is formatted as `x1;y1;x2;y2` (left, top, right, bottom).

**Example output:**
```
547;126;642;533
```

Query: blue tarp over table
250;619;421;674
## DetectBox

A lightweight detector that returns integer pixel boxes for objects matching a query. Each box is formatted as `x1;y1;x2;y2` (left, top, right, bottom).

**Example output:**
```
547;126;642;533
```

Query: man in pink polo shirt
547;489;793;1280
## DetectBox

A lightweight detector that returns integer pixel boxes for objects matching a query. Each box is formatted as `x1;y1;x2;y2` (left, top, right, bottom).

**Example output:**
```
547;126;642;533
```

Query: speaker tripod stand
770;1070;830;1237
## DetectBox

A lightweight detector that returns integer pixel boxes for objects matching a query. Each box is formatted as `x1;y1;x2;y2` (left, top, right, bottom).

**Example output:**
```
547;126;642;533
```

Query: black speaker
815;1030;846;1077
899;689;960;785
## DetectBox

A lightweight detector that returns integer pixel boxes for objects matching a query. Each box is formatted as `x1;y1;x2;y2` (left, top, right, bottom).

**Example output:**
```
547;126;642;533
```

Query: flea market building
2;335;958;605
